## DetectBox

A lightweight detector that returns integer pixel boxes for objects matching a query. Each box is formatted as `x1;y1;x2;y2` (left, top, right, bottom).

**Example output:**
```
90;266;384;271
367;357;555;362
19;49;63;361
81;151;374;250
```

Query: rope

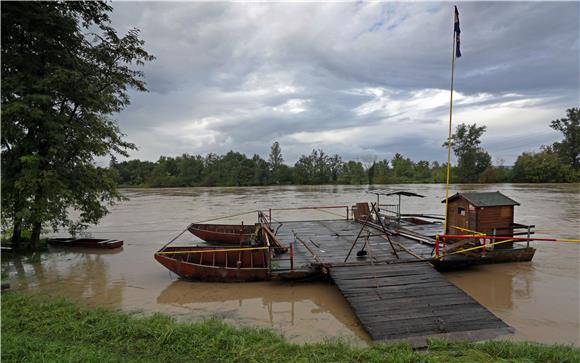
159;209;259;251
438;234;580;243
314;208;345;218
191;210;259;224
433;238;515;260
159;228;189;251
452;226;485;235
157;246;269;255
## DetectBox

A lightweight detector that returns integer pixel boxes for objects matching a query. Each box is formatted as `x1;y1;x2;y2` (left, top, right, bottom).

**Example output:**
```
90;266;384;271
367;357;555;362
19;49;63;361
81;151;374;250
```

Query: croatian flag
454;6;461;57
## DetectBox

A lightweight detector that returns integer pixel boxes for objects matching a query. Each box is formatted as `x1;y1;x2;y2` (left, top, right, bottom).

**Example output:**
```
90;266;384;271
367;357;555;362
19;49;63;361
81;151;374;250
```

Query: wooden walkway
268;219;512;344
329;262;512;345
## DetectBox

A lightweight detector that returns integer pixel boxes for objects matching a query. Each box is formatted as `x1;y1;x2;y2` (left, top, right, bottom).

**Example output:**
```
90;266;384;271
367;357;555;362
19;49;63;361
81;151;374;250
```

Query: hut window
458;207;466;216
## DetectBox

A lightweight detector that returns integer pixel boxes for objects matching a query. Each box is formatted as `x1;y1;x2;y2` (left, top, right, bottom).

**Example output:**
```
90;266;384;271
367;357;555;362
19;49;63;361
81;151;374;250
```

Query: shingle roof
442;191;520;207
366;190;425;198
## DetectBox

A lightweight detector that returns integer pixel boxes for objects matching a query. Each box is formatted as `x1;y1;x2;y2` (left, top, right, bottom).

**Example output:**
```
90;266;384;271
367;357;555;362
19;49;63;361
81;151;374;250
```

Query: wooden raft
329;262;513;346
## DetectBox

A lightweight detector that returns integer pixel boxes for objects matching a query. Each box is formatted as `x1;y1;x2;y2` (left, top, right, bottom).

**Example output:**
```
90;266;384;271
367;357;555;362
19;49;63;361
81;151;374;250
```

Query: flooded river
2;184;579;345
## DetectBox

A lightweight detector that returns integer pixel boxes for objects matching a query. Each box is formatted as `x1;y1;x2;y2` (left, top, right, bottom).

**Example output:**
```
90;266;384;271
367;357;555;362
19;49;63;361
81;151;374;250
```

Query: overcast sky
109;2;579;165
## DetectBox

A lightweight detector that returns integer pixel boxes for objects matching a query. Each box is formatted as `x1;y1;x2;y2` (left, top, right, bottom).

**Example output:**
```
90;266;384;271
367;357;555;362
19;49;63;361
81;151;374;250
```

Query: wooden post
290;243;294;271
370;203;399;259
527;226;531;248
435;234;440;257
398;194;401;223
344;207;374;263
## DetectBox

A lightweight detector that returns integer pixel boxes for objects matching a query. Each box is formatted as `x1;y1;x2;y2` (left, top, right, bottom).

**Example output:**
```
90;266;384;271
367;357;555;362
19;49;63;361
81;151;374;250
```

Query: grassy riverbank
2;293;578;362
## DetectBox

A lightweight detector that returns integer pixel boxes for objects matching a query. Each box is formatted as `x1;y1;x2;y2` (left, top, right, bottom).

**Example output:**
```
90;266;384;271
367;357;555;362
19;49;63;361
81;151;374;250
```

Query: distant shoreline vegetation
111;111;580;187
109;152;577;188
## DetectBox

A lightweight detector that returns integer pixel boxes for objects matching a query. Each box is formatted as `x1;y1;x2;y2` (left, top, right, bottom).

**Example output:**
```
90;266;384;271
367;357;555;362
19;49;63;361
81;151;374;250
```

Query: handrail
433;238;516;260
437;234;579;242
434;233;579;258
452;226;485;235
157;246;269;255
266;205;350;222
268;205;348;211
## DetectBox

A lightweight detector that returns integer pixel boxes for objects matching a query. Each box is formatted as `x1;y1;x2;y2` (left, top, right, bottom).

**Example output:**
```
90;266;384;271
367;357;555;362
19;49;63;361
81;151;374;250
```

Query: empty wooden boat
154;246;270;282
187;223;256;245
47;238;123;249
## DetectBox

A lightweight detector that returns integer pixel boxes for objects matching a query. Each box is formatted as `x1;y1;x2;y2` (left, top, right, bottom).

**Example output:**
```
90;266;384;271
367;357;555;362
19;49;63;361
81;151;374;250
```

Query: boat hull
154;246;270;282
48;238;123;249
187;224;256;245
432;246;536;271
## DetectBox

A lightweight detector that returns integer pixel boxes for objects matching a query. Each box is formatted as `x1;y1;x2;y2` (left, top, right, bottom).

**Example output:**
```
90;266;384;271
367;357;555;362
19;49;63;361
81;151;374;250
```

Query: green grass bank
2;292;578;362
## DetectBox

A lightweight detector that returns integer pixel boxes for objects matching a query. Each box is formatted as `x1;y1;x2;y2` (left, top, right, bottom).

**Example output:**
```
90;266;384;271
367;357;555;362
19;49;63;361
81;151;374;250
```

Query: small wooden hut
442;191;520;248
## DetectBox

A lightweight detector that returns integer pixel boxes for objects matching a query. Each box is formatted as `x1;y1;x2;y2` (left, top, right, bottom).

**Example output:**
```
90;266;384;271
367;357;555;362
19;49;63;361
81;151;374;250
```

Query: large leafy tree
1;2;154;247
268;141;283;184
445;123;492;183
550;107;579;170
391;153;415;182
512;146;573;182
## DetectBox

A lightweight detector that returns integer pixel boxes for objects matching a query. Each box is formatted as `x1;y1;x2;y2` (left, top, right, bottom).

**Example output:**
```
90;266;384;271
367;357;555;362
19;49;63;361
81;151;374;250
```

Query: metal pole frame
443;7;458;236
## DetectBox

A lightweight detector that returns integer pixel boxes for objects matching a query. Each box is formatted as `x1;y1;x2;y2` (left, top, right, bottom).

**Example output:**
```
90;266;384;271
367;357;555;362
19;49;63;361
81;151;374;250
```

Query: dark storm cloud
109;2;579;164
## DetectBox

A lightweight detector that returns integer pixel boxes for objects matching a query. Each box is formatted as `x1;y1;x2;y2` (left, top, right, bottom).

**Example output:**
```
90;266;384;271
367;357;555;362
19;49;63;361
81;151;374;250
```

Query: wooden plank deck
271;219;433;271
269;219;512;344
329;262;512;345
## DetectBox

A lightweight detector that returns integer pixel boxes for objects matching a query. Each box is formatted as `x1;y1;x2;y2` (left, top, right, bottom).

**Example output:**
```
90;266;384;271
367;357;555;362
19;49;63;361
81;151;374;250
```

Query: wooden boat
187;223;256;245
47;238;123;249
154;246;270;282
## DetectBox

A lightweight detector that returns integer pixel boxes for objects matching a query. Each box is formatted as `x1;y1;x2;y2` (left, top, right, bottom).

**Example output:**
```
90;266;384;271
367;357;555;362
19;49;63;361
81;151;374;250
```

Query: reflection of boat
154;246;270;282
47;238;123;249
187;223;256;244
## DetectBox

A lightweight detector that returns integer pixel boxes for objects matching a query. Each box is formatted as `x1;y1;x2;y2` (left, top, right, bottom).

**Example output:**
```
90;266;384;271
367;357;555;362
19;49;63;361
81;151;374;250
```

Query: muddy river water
2;184;579;346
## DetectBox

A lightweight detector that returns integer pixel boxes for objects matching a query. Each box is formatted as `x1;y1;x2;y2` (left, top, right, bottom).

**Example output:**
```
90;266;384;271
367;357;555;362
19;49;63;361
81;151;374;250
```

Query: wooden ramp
329;262;513;346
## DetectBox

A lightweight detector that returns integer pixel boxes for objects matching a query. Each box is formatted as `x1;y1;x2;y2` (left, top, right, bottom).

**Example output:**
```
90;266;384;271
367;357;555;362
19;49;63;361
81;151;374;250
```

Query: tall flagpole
443;6;458;236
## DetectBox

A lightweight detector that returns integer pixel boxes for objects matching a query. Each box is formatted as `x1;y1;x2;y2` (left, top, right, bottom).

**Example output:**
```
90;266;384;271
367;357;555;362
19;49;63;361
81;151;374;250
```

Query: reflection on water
6;250;126;310
2;184;579;345
156;280;369;344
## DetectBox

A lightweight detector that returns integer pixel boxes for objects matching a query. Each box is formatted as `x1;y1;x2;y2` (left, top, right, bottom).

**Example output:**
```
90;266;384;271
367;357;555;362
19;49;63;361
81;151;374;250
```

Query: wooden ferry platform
157;191;540;345
269;218;513;345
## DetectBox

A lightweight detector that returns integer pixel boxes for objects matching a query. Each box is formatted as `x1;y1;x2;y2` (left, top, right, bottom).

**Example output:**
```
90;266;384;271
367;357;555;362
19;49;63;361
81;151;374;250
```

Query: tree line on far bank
1;1;577;249
111;108;580;187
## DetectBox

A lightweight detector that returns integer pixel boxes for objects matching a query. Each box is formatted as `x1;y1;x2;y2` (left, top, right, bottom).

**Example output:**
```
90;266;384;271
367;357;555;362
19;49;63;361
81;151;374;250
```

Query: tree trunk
31;222;42;250
11;217;22;249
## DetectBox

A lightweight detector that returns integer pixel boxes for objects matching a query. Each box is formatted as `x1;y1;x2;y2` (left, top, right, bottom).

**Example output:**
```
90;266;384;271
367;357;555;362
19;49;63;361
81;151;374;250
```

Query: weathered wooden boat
154;246;270;282
431;246;536;271
47;238;123;249
187;223;256;245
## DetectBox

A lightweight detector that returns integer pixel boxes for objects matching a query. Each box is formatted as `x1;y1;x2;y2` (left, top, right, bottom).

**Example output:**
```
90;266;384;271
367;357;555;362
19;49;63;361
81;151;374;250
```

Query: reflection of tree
2;249;125;309
4;254;29;289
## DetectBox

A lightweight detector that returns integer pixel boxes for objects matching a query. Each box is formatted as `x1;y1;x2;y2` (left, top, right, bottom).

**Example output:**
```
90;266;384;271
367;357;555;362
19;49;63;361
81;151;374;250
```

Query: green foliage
414;160;431;182
550;107;579;170
512;147;575;182
338;161;366;184
294;149;340;185
268;141;284;184
391;153;415;182
1;1;153;246
371;160;392;184
2;293;579;363
445;123;492;183
112;138;579;188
